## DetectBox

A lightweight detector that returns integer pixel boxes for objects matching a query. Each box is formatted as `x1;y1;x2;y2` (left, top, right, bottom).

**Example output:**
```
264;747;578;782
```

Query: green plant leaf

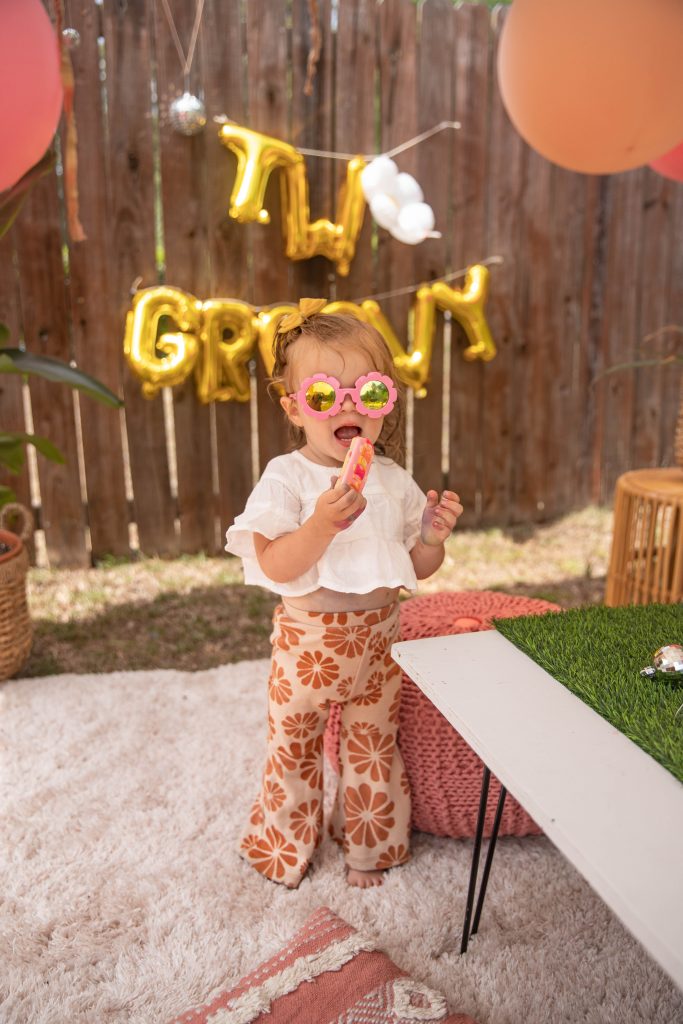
0;484;16;508
0;436;25;474
0;431;65;466
0;322;9;345
0;151;56;239
0;349;123;407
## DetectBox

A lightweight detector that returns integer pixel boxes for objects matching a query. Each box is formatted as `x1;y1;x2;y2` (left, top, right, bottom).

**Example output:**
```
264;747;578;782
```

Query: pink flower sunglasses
289;372;398;420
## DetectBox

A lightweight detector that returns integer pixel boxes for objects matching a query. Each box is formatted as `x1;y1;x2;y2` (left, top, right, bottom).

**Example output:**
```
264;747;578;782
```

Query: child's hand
420;489;463;546
311;478;367;536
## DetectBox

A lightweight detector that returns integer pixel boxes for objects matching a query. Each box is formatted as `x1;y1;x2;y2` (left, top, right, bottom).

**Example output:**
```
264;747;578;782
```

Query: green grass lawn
495;604;683;784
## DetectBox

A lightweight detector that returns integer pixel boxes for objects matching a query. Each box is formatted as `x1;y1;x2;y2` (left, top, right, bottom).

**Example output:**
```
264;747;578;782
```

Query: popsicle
336;436;374;493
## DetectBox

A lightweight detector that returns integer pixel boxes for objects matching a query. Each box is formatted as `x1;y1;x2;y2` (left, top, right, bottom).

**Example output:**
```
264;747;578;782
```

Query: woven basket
0;503;34;681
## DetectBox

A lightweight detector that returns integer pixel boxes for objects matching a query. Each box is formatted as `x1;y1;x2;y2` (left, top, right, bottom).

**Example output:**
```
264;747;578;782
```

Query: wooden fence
1;0;682;567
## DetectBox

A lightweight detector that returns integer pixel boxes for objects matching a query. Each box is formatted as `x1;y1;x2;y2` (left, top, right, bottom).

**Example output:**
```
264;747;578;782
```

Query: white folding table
391;629;683;989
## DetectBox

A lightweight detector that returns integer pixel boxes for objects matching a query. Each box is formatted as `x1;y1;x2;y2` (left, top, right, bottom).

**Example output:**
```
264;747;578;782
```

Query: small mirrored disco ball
640;643;683;678
168;92;207;136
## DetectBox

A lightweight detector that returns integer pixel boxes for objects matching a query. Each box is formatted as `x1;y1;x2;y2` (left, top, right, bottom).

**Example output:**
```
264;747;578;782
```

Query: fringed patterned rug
169;906;475;1024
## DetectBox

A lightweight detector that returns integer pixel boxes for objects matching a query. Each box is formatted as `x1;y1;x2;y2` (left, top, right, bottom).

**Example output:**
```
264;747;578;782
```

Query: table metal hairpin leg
460;764;507;954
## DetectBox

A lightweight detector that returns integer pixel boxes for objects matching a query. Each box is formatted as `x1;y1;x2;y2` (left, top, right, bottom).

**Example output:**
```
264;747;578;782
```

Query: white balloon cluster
360;155;440;245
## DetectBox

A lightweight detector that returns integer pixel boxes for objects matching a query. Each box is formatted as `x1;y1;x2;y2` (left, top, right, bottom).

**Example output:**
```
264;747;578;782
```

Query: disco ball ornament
62;27;80;50
168;92;206;136
640;643;683;678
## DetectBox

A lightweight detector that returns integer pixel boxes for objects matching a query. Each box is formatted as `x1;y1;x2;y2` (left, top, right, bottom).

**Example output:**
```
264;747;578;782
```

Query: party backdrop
0;0;682;567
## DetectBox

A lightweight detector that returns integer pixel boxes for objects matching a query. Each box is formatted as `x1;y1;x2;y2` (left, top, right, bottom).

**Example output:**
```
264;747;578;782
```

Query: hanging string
130;255;503;305
350;255;504;305
212;116;461;162
158;0;206;91
384;121;461;159
304;0;322;97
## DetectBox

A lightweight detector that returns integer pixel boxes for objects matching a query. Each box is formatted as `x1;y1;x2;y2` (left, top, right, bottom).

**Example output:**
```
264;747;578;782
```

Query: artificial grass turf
493;603;683;785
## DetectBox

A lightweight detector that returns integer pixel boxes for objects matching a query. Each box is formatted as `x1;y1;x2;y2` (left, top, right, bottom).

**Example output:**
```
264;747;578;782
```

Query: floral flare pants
239;601;411;888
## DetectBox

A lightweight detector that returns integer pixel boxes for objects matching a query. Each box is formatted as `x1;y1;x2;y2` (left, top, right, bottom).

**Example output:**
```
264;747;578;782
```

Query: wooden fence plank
632;169;675;469
448;1;490;527
13;171;87;567
102;0;177;557
63;0;129;560
334;0;377;305
662;184;683;465
200;0;254;534
377;0;418;472
0;231;33;554
510;144;553;523
247;0;292;473
580;176;607;507
594;170;644;503
543;167;594;519
479;8;524;527
153;0;215;554
409;0;451;498
290;0;334;301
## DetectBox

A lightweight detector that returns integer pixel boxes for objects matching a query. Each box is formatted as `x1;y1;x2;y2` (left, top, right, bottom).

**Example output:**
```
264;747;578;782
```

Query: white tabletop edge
392;630;683;990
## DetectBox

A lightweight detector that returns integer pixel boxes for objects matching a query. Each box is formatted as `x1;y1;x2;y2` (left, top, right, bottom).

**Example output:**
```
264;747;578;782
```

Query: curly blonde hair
269;310;405;463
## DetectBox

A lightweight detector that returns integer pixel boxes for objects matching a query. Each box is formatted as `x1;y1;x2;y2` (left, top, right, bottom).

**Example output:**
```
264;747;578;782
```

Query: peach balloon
497;0;683;174
649;140;683;183
0;0;63;192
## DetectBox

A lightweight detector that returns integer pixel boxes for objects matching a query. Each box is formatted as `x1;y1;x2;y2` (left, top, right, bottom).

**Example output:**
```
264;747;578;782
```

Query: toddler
225;299;463;888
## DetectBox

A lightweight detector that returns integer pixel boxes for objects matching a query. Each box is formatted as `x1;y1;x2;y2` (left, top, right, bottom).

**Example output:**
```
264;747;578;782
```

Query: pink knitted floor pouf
323;590;561;839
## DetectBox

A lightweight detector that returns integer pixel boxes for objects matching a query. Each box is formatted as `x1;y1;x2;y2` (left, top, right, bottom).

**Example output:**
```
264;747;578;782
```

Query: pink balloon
649;140;683;183
498;0;683;175
0;0;63;192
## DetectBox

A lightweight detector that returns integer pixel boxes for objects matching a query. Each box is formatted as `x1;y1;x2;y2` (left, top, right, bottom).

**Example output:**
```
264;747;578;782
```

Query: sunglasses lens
305;380;336;412
359;379;390;411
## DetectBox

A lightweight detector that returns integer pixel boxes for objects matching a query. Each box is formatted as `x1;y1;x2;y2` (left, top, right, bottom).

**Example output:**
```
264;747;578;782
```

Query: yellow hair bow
277;297;328;333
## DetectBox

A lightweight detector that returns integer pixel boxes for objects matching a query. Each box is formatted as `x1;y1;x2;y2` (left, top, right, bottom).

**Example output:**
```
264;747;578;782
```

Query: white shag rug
1;661;681;1024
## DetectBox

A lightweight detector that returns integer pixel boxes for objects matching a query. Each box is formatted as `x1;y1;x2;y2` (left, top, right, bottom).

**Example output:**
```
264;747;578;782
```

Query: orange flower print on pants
281;711;319;738
241;826;299;882
239;602;411;888
269;664;293;705
296;649;339;688
346;723;394;782
322;625;370;658
377;844;410;869
344;783;396;848
289;799;323;845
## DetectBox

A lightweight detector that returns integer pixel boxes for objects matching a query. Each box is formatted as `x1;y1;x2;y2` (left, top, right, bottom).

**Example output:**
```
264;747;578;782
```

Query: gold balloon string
349;254;504;305
212;117;461;162
158;0;206;90
130;257;504;305
297;120;462;160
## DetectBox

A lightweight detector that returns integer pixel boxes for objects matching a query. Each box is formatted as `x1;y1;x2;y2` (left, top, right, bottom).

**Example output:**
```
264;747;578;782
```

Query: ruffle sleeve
224;471;301;559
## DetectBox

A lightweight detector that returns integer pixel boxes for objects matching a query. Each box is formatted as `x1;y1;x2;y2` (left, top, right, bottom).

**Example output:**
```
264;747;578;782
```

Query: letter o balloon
0;0;63;192
497;0;683;175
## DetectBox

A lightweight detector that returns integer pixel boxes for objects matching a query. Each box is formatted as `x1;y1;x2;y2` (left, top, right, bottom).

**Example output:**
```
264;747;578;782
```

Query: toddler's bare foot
347;867;384;888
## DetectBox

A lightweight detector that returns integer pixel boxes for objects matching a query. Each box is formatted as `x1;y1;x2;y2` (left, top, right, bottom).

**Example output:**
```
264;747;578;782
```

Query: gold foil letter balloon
431;265;496;362
124;286;201;398
293;156;367;276
219;122;302;224
197;300;257;403
253;305;299;387
361;295;433;396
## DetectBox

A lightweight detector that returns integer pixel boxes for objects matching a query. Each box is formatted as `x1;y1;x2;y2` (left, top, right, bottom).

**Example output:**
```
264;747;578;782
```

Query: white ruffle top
224;449;427;597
